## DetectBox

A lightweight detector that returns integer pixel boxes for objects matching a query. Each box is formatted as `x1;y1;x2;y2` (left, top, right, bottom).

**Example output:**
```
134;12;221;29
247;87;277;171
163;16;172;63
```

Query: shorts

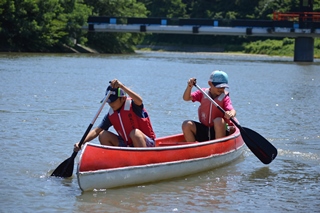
194;121;229;142
117;135;155;147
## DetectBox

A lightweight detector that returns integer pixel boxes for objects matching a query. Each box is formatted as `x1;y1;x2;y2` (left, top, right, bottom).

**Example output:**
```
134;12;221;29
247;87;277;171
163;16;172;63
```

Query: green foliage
243;38;293;56
314;38;320;58
241;38;320;58
63;1;93;45
138;0;187;18
84;0;148;53
0;0;91;52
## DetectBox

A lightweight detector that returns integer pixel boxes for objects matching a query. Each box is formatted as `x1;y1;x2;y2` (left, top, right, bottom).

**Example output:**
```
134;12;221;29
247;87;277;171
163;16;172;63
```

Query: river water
0;51;319;213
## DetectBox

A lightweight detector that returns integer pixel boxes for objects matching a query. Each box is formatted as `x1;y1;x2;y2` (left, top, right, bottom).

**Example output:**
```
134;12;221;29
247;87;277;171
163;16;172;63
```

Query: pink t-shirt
191;88;234;111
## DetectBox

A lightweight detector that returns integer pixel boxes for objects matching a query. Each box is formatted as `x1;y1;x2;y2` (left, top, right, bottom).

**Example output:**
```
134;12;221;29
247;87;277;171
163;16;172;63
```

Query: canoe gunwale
80;128;241;152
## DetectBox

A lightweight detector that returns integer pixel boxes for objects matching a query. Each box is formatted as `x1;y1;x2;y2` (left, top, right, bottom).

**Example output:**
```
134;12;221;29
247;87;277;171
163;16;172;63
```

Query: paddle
194;83;277;164
51;90;111;178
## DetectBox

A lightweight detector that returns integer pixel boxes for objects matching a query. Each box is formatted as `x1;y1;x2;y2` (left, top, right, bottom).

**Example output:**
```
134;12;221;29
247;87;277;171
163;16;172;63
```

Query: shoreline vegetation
1;44;319;59
29;40;320;59
135;38;320;58
2;39;319;59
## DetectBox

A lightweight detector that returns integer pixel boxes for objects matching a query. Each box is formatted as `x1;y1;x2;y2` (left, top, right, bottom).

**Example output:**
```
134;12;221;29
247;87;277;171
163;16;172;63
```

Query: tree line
1;0;319;55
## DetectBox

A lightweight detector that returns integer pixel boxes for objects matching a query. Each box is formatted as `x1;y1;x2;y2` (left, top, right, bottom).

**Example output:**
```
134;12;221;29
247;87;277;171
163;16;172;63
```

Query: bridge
83;12;320;62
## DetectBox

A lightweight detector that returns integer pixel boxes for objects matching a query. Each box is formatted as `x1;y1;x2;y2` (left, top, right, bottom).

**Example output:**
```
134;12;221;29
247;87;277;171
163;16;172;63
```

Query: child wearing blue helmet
182;70;236;141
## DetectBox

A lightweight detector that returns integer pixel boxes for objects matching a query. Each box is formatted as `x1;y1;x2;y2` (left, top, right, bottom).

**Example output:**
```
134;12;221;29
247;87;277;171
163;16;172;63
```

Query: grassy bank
243;38;320;58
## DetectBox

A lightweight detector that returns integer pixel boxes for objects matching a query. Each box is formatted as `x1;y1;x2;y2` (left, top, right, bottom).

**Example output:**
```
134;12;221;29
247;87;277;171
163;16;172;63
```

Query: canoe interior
155;133;196;146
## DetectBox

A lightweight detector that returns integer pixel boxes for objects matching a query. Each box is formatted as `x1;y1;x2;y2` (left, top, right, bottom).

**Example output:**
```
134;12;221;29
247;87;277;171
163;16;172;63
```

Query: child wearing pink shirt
182;70;236;142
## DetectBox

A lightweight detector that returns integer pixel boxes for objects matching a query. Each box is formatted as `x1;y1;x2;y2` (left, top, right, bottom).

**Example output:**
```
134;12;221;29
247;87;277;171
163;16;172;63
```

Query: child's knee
213;117;224;125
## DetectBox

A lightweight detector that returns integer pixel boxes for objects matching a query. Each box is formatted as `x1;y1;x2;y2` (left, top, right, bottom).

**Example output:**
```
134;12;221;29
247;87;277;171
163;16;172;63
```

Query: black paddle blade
240;127;277;164
51;157;74;178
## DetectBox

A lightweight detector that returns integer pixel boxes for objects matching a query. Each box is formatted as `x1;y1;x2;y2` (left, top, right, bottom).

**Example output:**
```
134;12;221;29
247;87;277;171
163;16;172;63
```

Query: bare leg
129;129;147;147
213;117;226;139
182;120;197;142
99;131;119;146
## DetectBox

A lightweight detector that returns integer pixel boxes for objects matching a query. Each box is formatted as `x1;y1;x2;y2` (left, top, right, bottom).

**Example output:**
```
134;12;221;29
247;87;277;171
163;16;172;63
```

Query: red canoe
77;126;245;191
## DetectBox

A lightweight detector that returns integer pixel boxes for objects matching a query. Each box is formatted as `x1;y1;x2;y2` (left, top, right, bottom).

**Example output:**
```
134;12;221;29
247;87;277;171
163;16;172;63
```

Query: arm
183;78;196;101
83;127;103;143
110;79;143;106
224;96;236;119
74;127;103;152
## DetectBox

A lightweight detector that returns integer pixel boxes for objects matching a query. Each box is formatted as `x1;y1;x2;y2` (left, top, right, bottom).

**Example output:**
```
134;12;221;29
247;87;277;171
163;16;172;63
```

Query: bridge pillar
294;37;314;62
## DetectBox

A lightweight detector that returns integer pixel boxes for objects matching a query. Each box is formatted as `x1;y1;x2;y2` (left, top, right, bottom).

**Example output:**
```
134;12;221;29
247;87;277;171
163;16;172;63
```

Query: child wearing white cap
182;70;236;141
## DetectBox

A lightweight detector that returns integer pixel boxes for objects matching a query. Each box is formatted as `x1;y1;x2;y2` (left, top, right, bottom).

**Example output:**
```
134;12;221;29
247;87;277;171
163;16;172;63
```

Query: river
0;51;319;212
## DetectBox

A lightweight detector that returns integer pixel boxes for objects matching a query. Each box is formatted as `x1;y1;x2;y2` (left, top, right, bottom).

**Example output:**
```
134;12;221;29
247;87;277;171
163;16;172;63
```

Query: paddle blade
240;127;277;164
51;157;74;178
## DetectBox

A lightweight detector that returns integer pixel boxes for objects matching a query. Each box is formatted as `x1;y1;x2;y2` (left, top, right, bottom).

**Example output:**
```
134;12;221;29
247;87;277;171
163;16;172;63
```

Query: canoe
77;126;245;191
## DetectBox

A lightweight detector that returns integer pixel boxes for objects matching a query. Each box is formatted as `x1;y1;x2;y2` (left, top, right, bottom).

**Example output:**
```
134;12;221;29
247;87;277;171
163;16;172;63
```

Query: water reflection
246;167;277;180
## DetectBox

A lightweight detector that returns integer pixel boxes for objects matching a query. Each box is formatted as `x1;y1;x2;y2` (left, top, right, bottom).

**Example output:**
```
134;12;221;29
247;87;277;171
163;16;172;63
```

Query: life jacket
198;88;231;127
108;98;156;146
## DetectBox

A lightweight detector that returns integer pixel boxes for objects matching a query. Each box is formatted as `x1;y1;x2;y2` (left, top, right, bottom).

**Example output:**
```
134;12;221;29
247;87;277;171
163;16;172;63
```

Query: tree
83;0;148;53
138;0;187;18
0;0;91;52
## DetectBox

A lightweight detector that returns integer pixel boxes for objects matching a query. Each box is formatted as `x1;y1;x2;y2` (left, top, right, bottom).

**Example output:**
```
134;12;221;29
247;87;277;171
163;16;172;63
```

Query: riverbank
63;44;228;54
2;42;319;59
135;42;320;59
135;44;225;53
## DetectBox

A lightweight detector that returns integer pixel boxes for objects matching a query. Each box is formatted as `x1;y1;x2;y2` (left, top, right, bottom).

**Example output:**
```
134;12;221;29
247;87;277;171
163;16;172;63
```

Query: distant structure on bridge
83;0;319;62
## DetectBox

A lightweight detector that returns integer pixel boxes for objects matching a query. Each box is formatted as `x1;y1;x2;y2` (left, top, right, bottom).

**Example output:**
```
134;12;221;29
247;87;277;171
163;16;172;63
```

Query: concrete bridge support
294;37;314;62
